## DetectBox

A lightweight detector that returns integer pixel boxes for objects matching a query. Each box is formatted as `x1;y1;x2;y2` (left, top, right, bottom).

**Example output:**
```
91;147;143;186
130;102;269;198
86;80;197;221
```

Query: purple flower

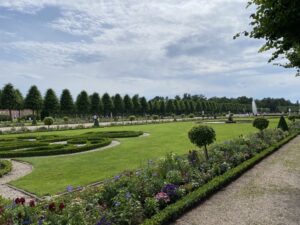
161;184;178;197
114;175;121;181
96;216;112;225
66;185;73;192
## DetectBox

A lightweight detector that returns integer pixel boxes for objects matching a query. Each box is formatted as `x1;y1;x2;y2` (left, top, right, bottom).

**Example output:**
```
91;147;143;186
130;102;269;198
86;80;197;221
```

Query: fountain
252;99;258;115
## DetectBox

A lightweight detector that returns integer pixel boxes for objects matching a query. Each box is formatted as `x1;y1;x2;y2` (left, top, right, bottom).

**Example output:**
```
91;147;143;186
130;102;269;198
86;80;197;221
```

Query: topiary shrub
188;113;194;118
288;115;296;123
129;115;136;124
152;115;159;121
63;116;69;124
252;117;269;132
278;115;289;131
188;125;216;160
43;117;54;130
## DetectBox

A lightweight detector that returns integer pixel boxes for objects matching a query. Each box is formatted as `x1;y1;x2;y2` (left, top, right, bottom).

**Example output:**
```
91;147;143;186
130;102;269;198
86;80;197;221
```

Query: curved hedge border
0;160;12;177
142;132;299;225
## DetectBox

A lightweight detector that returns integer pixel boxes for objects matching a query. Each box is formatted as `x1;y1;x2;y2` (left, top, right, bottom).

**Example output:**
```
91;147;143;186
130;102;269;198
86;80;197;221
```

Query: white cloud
0;0;299;101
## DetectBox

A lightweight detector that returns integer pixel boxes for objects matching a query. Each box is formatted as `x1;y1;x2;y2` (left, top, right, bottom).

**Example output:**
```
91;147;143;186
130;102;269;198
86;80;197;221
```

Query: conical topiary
277;116;289;131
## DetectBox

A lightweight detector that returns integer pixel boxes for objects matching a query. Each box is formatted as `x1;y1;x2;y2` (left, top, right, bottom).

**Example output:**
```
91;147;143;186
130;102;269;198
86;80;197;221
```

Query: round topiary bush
188;125;216;160
129;115;136;123
43;117;54;129
252;117;269;132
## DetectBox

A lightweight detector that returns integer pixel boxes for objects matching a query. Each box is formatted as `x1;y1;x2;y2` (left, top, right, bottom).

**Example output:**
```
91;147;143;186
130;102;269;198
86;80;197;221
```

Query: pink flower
155;192;170;203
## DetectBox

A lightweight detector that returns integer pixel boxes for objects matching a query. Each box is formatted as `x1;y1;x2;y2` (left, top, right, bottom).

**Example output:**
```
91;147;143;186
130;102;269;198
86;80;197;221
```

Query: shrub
252;117;269;131
0;160;12;177
188;125;216;160
188;113;194;118
63;116;69;124
129;115;136;123
44;117;54;129
278;116;289;131
152;115;159;121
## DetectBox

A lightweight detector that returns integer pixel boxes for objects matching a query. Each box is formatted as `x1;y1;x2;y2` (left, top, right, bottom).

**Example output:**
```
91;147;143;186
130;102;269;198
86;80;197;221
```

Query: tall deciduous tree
1;83;17;120
90;92;101;115
76;91;90;116
25;85;43;117
102;93;113;117
15;89;24;118
140;97;148;116
43;89;59;117
60;89;74;115
132;94;141;115
113;94;124;116
236;0;300;75
123;95;133;116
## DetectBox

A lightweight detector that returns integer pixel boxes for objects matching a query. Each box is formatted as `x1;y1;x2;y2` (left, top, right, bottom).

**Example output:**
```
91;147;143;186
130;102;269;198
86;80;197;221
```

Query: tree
236;0;300;75
123;95;133;116
60;89;74;115
277;116;289;131
140;97;148;116
90;93;101;115
43;89;59;117
1;83;17;121
15;89;24;118
24;85;43;117
102;93;113;117
188;125;216;160
159;100;166;116
43;117;54;130
253;117;269;132
166;99;175;115
132;94;141;115
113;94;124;116
76;91;90;116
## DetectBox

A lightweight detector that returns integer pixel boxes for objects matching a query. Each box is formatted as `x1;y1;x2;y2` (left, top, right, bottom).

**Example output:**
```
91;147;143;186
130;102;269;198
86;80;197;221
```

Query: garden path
0;160;34;201
174;135;300;225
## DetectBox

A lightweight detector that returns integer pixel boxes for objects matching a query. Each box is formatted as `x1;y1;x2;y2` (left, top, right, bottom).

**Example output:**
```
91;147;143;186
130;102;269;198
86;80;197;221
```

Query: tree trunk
204;145;209;160
9;109;12;122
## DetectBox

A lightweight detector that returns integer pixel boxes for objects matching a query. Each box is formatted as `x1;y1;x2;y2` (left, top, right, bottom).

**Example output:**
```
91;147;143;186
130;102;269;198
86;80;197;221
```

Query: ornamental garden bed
0;126;298;225
0;131;143;157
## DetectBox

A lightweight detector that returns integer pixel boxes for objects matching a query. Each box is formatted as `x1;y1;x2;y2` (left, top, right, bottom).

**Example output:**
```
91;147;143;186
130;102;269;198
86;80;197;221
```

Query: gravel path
174;135;300;225
0;160;34;200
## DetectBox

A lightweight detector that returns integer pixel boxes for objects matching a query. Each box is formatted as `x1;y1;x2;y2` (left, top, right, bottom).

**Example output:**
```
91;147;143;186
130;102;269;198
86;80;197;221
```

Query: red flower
15;198;20;204
20;197;25;205
59;202;65;210
29;200;35;207
0;206;4;215
48;202;56;211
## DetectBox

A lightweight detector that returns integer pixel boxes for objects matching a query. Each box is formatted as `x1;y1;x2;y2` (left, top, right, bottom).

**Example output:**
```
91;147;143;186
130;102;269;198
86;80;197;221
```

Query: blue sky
0;0;299;102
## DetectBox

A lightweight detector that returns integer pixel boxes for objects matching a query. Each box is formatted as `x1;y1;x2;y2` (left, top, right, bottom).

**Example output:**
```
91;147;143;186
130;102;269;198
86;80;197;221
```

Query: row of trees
0;84;297;121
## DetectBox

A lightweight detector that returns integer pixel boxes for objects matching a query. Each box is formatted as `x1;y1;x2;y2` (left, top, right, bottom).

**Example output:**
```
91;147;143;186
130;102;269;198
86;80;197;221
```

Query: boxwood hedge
0;160;12;177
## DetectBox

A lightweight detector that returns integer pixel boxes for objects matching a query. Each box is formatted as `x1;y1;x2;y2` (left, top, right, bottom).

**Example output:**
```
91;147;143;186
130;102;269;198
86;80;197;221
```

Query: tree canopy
24;85;43;115
236;0;300;75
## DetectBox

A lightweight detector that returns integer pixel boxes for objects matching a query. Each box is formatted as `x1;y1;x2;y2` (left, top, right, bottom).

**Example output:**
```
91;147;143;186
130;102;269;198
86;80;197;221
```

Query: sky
0;0;299;102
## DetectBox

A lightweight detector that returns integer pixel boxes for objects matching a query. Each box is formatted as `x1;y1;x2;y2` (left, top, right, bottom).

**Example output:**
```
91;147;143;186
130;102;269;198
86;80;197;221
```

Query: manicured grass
10;119;279;196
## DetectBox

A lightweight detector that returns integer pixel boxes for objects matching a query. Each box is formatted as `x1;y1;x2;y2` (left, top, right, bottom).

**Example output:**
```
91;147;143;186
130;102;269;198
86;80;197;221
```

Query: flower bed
0;129;297;225
0;160;12;177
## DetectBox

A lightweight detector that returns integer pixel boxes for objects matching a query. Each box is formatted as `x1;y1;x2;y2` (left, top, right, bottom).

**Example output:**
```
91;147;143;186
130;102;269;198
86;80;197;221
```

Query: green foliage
102;93;113;116
44;117;54;128
60;89;74;115
1;83;17;120
90;92;101;114
114;94;124;116
24;85;43;115
0;159;12;177
63;116;69;124
237;0;300;74
288;115;296;123
132;94;141;115
129;115;136;122
43;89;60;117
123;94;133;115
76;91;90;116
188;113;194;118
277;115;289;131
188;125;216;160
252;117;269;131
152;115;159;120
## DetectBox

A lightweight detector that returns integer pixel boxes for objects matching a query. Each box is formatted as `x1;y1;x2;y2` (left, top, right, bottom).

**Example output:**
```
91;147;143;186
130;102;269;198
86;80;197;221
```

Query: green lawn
10;119;279;196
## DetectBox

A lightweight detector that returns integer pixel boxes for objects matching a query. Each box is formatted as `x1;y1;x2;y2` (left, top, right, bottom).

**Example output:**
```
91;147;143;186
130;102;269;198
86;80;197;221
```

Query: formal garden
0;115;299;224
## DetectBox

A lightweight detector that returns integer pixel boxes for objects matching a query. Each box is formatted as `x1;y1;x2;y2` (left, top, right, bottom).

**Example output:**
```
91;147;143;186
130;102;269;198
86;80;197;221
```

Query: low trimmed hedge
0;160;12;177
142;132;299;225
0;139;112;157
0;141;49;151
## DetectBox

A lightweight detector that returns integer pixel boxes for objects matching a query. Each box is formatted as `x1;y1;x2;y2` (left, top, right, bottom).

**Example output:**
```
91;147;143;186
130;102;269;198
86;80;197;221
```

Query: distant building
0;109;33;118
